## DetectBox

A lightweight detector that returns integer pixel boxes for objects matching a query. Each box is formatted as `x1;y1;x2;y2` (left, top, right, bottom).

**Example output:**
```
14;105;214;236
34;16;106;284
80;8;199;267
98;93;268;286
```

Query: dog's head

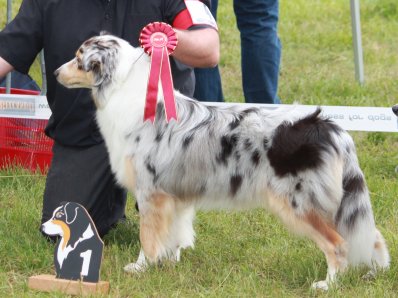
54;33;147;107
393;104;398;117
41;202;96;246
41;202;81;237
54;34;123;89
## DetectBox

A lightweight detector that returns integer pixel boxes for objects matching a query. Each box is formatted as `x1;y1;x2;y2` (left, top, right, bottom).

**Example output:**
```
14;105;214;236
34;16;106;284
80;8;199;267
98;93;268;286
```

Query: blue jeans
194;0;281;104
193;0;224;102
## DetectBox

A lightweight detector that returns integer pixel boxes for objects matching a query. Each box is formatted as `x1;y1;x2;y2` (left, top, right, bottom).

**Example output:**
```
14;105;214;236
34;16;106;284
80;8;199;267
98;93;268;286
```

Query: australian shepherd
54;34;390;290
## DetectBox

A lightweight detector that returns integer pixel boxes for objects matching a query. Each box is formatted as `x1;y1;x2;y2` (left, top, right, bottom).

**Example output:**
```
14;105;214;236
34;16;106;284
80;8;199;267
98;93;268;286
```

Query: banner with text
207;103;398;133
0;94;51;120
1;94;397;132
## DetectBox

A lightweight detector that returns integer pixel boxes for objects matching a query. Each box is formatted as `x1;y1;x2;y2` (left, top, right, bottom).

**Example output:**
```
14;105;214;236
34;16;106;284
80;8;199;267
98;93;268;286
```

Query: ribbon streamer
140;22;178;122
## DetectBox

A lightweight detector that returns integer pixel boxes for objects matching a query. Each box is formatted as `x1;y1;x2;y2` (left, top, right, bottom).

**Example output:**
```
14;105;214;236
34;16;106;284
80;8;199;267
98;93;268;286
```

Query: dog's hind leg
288;212;347;290
304;211;348;290
266;193;347;291
124;192;176;273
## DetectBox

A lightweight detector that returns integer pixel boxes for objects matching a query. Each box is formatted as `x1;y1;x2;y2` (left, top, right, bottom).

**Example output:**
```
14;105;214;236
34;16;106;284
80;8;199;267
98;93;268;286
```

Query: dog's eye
74;57;83;70
55;211;64;218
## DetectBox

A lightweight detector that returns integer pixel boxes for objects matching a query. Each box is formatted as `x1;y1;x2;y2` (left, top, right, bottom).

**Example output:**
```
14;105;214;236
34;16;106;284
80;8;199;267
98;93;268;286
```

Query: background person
194;0;281;104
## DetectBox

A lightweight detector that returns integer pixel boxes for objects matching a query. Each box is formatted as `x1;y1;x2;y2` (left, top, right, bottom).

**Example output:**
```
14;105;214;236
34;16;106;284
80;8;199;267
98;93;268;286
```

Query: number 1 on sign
80;250;92;277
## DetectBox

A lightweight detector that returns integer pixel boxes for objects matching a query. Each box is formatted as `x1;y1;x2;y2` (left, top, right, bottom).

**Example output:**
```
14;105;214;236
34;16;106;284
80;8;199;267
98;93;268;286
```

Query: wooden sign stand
29;202;109;296
28;274;109;296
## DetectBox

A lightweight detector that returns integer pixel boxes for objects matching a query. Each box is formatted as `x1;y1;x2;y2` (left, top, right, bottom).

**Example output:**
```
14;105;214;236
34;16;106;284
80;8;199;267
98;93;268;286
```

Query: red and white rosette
140;22;178;122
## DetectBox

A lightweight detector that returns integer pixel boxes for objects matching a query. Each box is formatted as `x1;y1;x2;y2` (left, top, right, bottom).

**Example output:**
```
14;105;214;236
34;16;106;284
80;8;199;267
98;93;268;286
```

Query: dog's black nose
392;105;398;117
54;69;60;78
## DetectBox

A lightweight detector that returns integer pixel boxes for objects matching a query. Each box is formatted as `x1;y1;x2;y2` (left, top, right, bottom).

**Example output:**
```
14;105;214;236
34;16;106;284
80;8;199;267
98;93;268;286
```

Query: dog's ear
81;53;102;75
89;60;101;73
64;202;79;224
82;36;120;90
89;58;107;87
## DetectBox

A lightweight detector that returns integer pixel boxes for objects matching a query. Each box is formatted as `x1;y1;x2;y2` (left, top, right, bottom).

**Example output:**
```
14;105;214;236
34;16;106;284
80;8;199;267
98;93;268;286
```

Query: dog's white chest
96;110;132;186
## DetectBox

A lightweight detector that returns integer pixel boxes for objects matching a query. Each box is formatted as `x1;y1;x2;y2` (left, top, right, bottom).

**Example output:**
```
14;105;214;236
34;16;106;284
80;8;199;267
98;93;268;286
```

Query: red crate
0;118;53;173
0;88;53;173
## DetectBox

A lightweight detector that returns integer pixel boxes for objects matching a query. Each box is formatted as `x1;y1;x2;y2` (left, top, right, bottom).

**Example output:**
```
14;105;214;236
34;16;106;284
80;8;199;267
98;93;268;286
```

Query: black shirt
0;0;208;146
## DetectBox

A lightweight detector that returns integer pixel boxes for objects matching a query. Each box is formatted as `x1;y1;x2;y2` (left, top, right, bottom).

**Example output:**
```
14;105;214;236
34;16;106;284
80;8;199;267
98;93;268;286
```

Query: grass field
1;0;398;297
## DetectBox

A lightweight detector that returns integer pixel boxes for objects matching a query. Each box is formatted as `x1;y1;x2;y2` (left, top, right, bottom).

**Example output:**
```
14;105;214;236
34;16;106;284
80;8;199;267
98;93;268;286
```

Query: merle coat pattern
54;34;390;290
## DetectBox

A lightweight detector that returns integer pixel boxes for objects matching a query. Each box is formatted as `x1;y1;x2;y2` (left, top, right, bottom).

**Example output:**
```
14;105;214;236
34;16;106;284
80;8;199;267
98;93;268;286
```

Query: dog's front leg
124;249;148;273
124;192;176;274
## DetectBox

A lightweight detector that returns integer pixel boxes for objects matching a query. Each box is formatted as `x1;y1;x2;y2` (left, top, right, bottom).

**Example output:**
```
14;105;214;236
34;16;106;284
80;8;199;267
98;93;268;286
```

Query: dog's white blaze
42;221;63;236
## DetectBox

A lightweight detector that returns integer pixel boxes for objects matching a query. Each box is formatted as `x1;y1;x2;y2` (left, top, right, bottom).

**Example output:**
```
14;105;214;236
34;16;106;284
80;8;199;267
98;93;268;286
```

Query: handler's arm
0;56;14;78
172;28;219;68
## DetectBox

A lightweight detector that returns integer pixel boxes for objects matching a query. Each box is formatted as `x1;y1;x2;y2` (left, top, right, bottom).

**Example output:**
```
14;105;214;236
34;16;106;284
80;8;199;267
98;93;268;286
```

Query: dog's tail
335;133;390;270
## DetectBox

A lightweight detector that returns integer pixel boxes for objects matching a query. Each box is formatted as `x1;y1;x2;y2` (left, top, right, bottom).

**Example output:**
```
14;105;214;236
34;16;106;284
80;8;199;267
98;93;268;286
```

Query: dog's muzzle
41;220;63;236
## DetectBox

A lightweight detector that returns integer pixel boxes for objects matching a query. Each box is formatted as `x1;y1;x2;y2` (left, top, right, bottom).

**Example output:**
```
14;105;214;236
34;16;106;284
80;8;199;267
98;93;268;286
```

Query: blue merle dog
55;34;390;290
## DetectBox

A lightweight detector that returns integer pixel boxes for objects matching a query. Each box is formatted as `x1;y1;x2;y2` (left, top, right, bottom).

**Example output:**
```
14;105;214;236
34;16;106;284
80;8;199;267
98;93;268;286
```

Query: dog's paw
311;280;329;291
168;248;181;263
123;262;147;274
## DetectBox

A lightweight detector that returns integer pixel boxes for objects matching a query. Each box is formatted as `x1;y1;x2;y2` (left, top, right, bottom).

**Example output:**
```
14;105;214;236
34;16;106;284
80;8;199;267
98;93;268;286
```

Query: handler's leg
234;0;281;104
193;0;224;102
41;142;127;238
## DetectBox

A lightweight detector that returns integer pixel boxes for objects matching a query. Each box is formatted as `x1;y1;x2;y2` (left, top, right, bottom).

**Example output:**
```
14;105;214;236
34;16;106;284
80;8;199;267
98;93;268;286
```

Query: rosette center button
150;33;168;48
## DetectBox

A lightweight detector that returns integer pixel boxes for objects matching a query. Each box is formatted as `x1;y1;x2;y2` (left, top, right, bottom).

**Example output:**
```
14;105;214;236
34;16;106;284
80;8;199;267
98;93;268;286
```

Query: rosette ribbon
140;22;178;122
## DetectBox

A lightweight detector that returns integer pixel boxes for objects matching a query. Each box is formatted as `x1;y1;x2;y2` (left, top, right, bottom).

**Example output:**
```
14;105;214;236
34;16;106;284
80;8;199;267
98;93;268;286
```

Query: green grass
1;0;398;296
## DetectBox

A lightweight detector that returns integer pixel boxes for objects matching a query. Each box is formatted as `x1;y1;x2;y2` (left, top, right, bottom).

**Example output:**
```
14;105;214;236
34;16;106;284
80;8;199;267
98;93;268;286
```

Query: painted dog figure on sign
54;34;390;290
41;202;103;283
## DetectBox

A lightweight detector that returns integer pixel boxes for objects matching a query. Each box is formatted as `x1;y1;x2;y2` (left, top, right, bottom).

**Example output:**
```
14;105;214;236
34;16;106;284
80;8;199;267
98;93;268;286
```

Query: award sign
28;202;109;295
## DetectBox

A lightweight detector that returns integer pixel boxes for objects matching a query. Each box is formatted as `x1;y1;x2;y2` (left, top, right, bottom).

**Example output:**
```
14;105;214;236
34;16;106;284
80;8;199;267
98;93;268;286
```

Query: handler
0;0;219;238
